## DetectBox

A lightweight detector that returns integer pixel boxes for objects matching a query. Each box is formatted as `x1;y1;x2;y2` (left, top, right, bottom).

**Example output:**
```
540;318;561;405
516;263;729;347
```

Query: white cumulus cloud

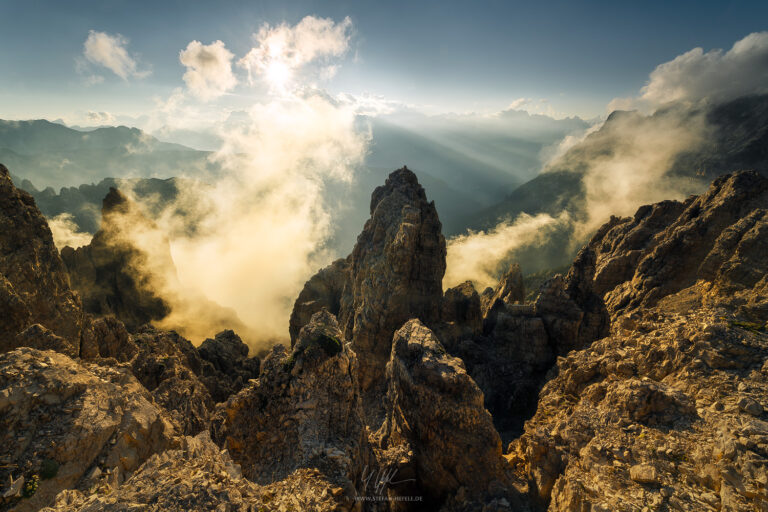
179;40;237;101
611;31;768;111
239;15;353;91
86;111;116;124
83;30;149;80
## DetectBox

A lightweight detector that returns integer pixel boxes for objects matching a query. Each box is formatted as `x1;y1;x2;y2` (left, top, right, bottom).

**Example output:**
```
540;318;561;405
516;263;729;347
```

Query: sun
264;59;292;91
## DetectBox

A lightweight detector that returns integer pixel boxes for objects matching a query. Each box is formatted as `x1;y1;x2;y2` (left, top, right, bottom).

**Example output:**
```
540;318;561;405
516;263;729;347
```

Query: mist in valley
5;22;768;349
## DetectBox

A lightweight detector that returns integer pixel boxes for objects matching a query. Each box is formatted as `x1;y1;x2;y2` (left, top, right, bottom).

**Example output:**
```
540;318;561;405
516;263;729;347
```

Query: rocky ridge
508;170;768;511
0;348;177;511
1;161;767;512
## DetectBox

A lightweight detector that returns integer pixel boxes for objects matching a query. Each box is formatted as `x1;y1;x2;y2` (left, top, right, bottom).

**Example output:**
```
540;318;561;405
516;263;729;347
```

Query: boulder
130;326;214;435
197;329;260;403
377;319;514;507
288;258;349;344
0;347;177;511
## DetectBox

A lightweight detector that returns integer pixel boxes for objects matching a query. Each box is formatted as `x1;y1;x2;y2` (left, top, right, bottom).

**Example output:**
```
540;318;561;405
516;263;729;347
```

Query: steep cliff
0;164;91;357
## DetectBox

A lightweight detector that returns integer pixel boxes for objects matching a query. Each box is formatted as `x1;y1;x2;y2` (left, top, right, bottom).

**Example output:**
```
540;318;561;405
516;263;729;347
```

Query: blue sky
1;0;767;121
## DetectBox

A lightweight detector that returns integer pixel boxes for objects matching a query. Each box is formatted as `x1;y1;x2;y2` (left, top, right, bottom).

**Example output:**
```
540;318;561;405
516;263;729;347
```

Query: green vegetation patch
40;458;59;479
23;475;39;498
313;333;343;357
282;354;297;372
731;320;766;334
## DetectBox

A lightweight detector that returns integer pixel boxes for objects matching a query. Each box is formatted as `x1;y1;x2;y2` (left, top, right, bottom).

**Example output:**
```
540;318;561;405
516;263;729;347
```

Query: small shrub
315;334;342;357
40;458;59;480
731;320;765;333
283;354;296;372
23;475;39;498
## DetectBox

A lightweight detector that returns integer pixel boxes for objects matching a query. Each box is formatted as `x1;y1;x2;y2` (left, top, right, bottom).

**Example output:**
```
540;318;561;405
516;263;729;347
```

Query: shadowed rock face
210;310;372;505
60;187;171;331
438;248;609;442
197;329;260;403
481;263;525;316
0;164;91;357
376;319;517;508
289;258;349;344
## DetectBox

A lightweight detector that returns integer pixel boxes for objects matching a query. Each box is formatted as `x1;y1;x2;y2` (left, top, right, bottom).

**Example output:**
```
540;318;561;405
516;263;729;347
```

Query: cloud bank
611;31;768;111
105;16;366;347
49;213;93;249
445;212;571;289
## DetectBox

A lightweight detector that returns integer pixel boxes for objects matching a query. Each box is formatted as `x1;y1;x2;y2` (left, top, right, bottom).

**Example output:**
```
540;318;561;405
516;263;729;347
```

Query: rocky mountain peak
101;186;129;216
368;165;424;214
290;167;448;420
60;186;172;330
341;167;446;397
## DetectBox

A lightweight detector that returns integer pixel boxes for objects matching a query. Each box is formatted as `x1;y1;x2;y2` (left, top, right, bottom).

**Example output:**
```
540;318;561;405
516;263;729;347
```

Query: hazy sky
1;0;767;121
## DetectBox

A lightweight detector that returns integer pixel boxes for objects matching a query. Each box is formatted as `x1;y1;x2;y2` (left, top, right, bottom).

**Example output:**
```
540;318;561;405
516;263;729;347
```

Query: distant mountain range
460;93;768;273
2;110;588;255
0;119;214;188
5;95;766;275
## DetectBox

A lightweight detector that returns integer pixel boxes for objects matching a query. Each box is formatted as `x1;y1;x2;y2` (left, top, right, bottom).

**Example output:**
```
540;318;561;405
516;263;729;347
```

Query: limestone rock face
481;263;525;316
60;187;171;331
588;171;768;319
288;257;349;344
130;326;214;435
338;167;446;395
506;172;768;511
0;347;177;511
210;310;371;505
377;319;515;507
0;164;89;356
508;307;768;512
197;329;260;403
40;433;263;512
